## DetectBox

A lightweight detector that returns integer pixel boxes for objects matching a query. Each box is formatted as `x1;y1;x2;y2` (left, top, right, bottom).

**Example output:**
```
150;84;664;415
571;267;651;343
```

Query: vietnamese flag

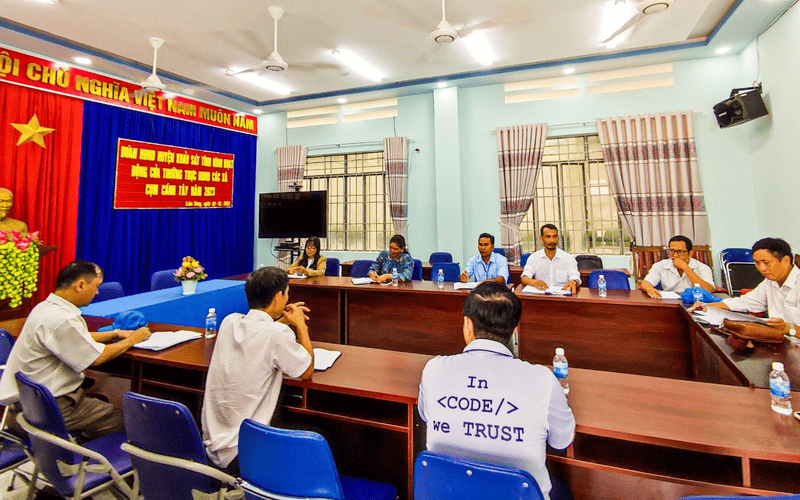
0;82;84;307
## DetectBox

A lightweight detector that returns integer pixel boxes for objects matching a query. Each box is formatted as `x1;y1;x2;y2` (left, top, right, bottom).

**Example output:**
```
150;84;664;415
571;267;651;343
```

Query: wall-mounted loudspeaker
713;85;768;129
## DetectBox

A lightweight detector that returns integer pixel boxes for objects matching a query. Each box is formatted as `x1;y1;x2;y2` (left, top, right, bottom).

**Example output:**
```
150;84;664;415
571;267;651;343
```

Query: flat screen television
258;191;327;239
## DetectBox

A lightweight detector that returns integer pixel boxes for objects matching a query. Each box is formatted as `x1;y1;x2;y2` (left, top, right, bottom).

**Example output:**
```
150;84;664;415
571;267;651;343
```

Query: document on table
658;291;682;300
134;330;202;351
313;348;342;371
351;277;375;285
521;285;572;296
453;282;479;290
692;307;769;326
288;273;307;279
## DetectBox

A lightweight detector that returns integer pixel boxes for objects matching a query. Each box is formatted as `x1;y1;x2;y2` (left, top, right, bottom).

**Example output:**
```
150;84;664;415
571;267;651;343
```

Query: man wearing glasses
640;235;714;299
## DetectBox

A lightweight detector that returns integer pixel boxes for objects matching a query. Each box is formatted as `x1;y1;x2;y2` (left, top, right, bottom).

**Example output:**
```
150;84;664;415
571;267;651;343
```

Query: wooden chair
631;245;714;282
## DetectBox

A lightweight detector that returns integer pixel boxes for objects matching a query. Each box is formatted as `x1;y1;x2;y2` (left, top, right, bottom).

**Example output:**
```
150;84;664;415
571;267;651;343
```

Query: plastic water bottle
205;308;217;339
598;274;607;298
693;283;703;303
769;362;792;415
553;348;569;395
391;268;399;286
437;269;445;289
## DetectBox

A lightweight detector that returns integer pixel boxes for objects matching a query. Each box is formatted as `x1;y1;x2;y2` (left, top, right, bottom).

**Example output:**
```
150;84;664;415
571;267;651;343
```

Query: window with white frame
519;134;630;255
302;151;391;252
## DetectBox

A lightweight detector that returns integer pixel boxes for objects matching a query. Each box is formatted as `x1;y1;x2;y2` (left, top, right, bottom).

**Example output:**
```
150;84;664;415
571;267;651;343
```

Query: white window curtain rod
491;111;705;134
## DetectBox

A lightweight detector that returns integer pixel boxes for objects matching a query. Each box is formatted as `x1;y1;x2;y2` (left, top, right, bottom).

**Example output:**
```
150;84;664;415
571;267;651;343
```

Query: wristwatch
789;325;797;337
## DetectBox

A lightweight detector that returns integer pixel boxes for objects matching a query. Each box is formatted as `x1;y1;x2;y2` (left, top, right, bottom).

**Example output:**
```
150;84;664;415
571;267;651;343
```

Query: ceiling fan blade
227;66;264;76
602;12;645;44
132;88;151;99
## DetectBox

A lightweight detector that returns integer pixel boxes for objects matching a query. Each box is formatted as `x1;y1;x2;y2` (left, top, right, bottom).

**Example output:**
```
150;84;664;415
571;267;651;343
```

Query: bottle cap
555;347;564;355
209;308;215;313
599;274;605;279
773;362;784;371
694;283;700;287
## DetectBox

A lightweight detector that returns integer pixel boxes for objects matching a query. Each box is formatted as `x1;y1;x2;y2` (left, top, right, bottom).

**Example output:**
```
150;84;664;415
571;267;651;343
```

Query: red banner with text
0;46;257;135
114;139;234;209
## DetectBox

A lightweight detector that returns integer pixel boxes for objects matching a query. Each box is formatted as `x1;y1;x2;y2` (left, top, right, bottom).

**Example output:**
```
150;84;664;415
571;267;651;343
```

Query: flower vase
181;280;197;295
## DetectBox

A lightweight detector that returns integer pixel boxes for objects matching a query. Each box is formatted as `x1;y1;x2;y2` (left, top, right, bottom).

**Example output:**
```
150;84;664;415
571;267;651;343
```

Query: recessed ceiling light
337;97;347;103
253;109;263;114
715;46;731;55
331;49;383;82
563;67;575;75
462;31;495;67
73;56;91;65
437;81;447;88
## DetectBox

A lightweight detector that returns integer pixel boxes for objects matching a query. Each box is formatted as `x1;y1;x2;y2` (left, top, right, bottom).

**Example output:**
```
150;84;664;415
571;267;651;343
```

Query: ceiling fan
431;0;459;44
229;6;288;75
133;37;166;98
602;0;674;44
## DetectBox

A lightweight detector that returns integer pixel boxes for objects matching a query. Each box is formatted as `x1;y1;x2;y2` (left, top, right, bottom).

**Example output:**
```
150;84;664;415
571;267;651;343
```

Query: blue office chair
719;248;753;264
237;419;397;500
430;262;460;282
121;392;241;500
15;372;137;500
94;281;125;303
150;269;180;291
325;257;341;277
0;330;30;491
350;260;374;278
412;259;423;281
587;269;630;290
493;248;506;257
414;451;544;500
428;252;453;264
520;253;531;268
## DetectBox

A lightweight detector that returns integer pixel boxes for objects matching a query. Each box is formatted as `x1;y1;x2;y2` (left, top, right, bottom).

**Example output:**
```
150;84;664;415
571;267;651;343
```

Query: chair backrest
122;392;216;500
412;259;423;281
15;372;80;494
414;451;543;500
325;257;341;277
493;248;506;257
725;262;765;296
630;246;665;282
719;248;753;264
239;419;344;500
575;255;603;270
0;329;14;367
520;253;531;268
430;262;460;282
94;281;125;303
150;269;180;291
428;252;453;264
587;270;630;290
350;260;374;278
691;245;713;270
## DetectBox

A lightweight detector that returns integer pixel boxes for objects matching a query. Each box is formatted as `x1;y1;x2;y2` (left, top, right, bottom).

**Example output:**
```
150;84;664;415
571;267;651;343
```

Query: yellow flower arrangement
173;255;208;281
0;230;40;308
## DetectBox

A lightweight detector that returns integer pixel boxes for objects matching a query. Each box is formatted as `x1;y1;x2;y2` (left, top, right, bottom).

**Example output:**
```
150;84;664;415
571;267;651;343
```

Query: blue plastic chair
15;372;137;500
493;248;506;257
94;281;125;303
414;451;544;500
719;248;753;264
412;259;423;281
587;269;630;290
428;252;453;264
237;419;397;500
430;262;460;282
121;392;241;500
520;253;531;268
325;257;341;277
0;330;30;487
350;260;374;278
150;269;180;291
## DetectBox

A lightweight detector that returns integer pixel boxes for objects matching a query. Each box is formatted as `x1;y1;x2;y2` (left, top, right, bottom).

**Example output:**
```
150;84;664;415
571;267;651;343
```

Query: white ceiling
0;0;793;113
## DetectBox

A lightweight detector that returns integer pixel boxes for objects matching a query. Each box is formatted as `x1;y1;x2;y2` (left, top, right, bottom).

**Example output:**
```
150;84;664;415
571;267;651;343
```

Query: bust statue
0;188;28;233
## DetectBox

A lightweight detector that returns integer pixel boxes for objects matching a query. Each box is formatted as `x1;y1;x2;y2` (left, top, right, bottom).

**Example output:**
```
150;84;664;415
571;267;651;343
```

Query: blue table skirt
81;279;248;328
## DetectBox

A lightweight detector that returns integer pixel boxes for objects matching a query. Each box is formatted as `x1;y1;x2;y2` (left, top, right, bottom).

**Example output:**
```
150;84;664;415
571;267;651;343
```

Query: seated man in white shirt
640;235;715;299
459;233;509;284
691;238;800;335
417;282;575;500
521;224;580;293
201;266;314;476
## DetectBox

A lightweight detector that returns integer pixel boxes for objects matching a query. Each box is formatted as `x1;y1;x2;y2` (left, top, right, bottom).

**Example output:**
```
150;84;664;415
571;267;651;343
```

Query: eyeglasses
667;249;688;255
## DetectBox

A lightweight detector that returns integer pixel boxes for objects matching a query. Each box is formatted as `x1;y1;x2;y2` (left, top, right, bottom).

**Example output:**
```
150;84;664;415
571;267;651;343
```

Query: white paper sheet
521;285;572;296
288;273;307;279
658;291;681;300
134;330;202;351
692;307;768;326
453;282;479;290
313;348;342;371
351;277;374;285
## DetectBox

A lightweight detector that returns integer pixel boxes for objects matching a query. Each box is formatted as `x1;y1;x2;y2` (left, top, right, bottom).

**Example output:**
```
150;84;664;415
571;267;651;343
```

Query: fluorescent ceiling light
462;31;495;67
34;0;58;3
338;97;347;103
332;49;383;82
253;109;263;114
563;67;575;75
437;81;448;88
715;46;731;55
73;56;91;65
234;72;291;96
162;92;176;99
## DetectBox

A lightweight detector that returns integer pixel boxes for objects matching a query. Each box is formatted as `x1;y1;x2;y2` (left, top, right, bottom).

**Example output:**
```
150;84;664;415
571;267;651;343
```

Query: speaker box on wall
713;85;769;129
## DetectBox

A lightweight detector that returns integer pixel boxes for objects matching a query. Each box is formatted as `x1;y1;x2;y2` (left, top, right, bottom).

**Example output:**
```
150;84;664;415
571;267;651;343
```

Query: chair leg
23;465;39;500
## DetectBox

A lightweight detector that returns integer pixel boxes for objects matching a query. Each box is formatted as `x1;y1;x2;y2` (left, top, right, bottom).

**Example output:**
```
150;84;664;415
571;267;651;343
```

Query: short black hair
245;267;290;309
462;282;521;343
752;238;793;262
478;233;495;245
668;235;693;252
390;234;407;253
56;260;102;290
540;224;558;236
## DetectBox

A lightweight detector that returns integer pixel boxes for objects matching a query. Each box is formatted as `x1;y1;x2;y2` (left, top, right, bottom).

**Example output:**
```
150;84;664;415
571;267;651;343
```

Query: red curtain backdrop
0;83;84;305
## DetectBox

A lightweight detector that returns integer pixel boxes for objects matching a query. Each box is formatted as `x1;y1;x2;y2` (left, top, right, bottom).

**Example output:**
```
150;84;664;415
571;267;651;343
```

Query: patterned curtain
496;124;548;265
277;145;307;192
383;137;409;235
595;111;710;247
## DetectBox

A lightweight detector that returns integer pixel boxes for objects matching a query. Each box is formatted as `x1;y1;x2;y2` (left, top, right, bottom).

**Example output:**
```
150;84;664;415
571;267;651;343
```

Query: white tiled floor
0;464;120;500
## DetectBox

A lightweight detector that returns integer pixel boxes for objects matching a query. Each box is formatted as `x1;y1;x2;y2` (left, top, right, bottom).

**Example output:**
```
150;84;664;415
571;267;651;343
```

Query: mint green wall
255;8;800;273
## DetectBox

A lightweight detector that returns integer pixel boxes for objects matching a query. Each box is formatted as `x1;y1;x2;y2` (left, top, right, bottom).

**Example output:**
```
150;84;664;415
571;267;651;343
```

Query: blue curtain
77;101;256;295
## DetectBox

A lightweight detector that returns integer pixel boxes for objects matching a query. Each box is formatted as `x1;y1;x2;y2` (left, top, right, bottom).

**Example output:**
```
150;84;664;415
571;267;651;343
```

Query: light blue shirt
464;252;509;282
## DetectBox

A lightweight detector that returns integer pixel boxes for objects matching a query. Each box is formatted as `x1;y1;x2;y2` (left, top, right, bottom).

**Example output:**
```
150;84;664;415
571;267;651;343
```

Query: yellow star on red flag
10;114;55;148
